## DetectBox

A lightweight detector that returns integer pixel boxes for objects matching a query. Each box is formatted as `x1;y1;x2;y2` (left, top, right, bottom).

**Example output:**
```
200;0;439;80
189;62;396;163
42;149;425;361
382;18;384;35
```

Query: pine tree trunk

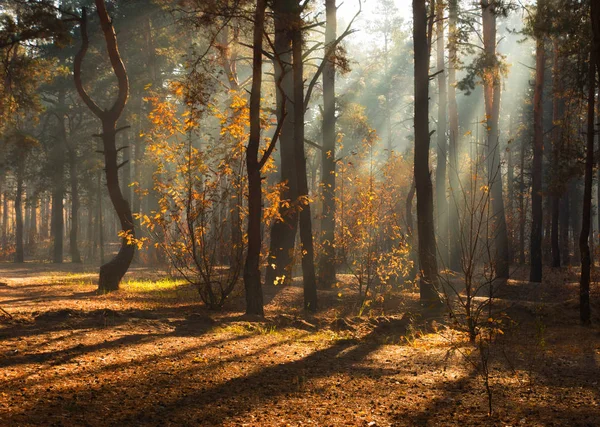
243;0;267;316
292;7;318;311
580;0;599;325
318;0;337;288
68;146;81;263
530;32;545;282
435;0;448;267
413;0;441;307
14;160;24;263
447;0;461;271
265;0;298;288
482;0;510;279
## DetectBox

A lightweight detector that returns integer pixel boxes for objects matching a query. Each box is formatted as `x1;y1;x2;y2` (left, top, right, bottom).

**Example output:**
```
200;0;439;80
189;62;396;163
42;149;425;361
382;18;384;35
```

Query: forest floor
0;263;600;426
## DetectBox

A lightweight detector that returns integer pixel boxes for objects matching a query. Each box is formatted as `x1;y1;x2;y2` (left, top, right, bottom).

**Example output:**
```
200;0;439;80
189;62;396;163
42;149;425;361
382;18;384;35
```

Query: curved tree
74;1;132;293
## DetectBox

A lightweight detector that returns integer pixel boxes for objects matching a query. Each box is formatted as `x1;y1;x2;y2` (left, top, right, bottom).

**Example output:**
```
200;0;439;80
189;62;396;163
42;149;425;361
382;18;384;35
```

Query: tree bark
67;143;81;263
14;159;24;263
292;6;318;311
435;0;448;267
580;0;599;325
318;0;337;288
74;2;133;292
530;29;545;283
413;0;441;307
447;0;461;271
482;0;510;279
265;0;298;289
243;0;267;316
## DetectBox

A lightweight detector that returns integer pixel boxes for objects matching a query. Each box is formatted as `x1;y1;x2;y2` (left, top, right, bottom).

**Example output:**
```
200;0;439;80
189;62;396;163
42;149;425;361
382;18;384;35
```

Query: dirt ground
1;263;599;426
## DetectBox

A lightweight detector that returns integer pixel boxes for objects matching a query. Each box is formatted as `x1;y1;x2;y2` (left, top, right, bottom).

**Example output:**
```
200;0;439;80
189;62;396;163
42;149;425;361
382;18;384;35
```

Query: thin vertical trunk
413;0;441;307
530;29;545;283
28;191;37;252
571;179;582;264
318;0;337;288
507;117;515;263
243;0;267;316
519;136;526;264
14;160;24;263
68;145;81;263
482;0;510;278
52;89;66;264
551;39;563;268
292;6;318;311
580;0;599;325
435;0;448;267
560;189;570;265
447;0;461;271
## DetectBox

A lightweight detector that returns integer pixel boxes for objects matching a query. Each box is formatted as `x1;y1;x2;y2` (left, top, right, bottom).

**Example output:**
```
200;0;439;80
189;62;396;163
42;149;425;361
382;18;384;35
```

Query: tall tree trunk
571;179;582;264
244;0;267;316
550;40;563;268
28;191;37;252
580;0;599;325
435;0;448;267
265;0;298;288
14;159;24;263
560;189;570;266
413;0;441;307
482;0;510;279
318;0;337;288
74;2;133;292
530;27;545;283
68;145;81;263
292;6;318;311
447;0;461;271
52;89;66;264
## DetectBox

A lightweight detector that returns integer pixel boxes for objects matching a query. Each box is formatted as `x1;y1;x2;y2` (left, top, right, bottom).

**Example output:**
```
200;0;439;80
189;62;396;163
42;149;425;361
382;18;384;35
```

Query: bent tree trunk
74;1;132;293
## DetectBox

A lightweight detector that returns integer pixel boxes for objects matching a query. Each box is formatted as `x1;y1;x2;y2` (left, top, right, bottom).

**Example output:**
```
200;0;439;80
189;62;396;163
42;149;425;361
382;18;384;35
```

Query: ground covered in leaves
1;263;599;426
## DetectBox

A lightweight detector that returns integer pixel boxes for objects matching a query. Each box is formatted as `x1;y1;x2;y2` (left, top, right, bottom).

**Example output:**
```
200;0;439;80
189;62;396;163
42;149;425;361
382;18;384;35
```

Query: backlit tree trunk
435;0;448;267
265;0;298;288
447;0;461;271
244;0;267;316
318;0;337;288
413;0;441;307
482;0;509;279
292;6;318;311
530;20;545;283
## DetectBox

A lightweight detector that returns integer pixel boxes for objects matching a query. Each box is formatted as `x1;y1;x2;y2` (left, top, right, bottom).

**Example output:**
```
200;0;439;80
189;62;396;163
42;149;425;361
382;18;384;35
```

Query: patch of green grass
121;278;196;299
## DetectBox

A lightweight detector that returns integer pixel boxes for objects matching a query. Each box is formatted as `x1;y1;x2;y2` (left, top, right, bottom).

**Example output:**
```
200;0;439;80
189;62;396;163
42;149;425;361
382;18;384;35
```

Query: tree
292;1;318;311
529;0;546;283
435;0;448;267
481;0;510;279
244;0;268;316
579;0;598;325
74;0;133;292
447;0;461;271
318;0;337;288
413;0;441;307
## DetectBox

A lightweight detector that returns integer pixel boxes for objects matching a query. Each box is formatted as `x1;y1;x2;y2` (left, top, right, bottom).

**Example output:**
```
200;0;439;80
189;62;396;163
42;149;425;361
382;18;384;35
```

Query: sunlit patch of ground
0;263;599;426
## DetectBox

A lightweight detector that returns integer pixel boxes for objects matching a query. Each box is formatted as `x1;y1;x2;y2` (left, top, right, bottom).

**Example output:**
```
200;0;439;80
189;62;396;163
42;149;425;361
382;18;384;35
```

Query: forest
0;0;599;425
